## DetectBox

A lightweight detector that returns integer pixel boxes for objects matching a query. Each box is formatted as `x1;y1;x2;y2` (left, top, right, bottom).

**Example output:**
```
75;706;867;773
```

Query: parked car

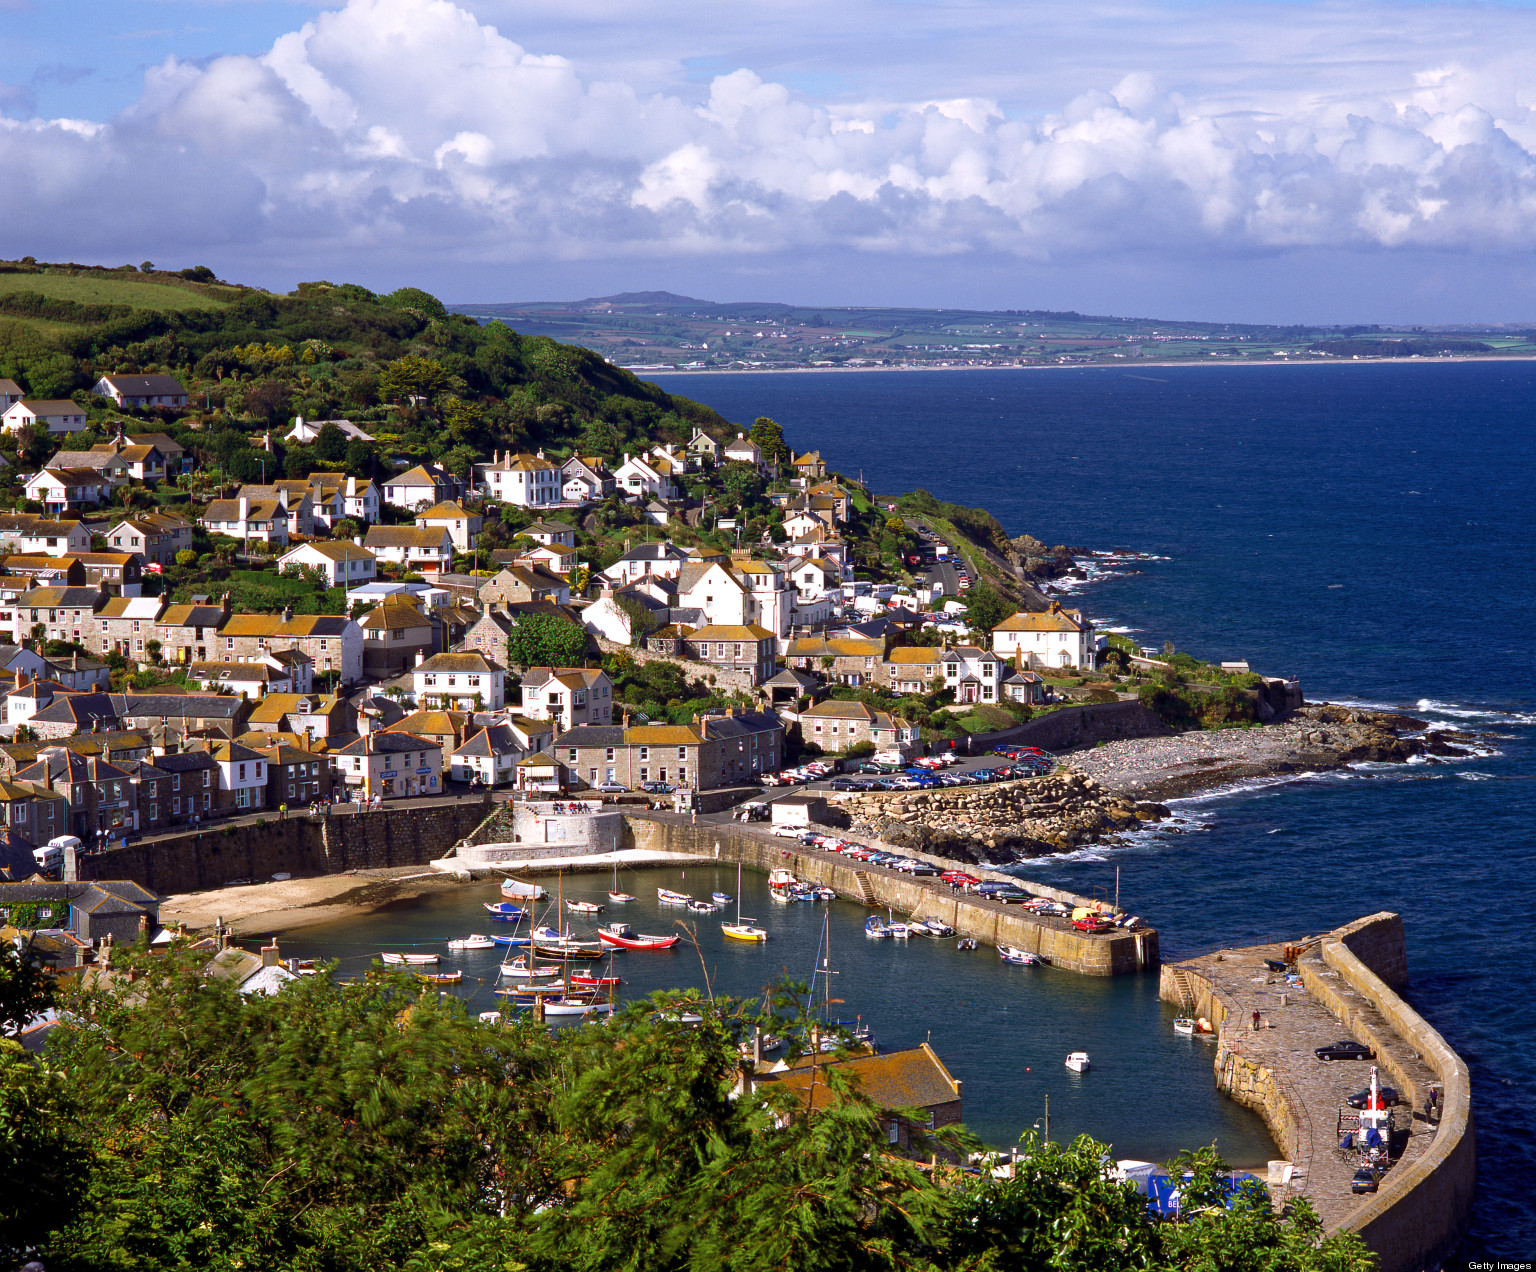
1315;1041;1375;1062
828;778;862;791
769;825;802;838
994;888;1032;904
1072;916;1114;932
1346;1086;1405;1109
973;881;1016;896
1350;1165;1382;1194
640;782;676;794
591;782;629;793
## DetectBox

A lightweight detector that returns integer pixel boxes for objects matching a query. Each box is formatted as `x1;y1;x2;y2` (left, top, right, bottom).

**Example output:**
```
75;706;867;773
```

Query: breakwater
623;815;1158;976
1160;913;1473;1272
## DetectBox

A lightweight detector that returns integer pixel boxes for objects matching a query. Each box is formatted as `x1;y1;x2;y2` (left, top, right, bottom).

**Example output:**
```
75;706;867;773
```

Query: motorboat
658;888;692;905
923;919;956;937
500;879;547;901
484;902;527;918
887;922;912;939
501;958;561;980
864;915;891;939
570;970;622;987
416;970;462;984
687;899;719;913
956;937;978;951
599;922;680;950
998;944;1039;965
1173;1017;1196;1035
787;887;817;904
566;899;604;914
486;933;530;947
1065;1051;1091;1073
381;952;439;966
712;891;734;905
767;868;797;890
814;887;838;902
447;934;496;951
542;998;615;1017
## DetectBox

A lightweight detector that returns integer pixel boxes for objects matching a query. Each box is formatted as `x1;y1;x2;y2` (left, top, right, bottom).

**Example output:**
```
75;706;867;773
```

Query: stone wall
594;635;762;696
966;700;1172;753
1334;911;1409;988
1310;915;1474;1272
76;799;497;895
623;816;1158;976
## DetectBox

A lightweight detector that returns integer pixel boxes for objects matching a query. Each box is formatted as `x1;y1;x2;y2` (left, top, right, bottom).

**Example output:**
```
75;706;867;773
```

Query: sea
279;362;1533;1256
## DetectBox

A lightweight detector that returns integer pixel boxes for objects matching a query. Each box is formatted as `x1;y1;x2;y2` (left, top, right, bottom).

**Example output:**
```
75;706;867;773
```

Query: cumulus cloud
4;0;1536;292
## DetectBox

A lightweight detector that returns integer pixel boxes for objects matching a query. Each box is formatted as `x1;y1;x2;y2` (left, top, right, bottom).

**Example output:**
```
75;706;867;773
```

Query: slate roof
330;732;440;757
99;374;185;397
992;607;1088;632
415;652;502;675
452;724;520;758
550;724;624;748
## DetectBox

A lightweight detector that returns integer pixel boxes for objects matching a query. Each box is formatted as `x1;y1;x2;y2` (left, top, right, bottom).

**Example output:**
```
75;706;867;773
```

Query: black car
993;888;1032;904
1315;1040;1375;1062
639;782;676;794
828;778;863;791
1346;1086;1404;1109
1350;1165;1382;1194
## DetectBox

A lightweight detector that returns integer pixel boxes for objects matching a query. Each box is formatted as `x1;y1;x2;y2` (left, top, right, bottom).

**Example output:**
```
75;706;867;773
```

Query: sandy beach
159;867;469;937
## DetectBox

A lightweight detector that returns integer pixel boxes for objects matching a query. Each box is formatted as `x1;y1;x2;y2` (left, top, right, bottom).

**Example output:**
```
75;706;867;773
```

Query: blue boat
712;892;734;905
485;903;527;918
865;915;890;938
487;933;531;947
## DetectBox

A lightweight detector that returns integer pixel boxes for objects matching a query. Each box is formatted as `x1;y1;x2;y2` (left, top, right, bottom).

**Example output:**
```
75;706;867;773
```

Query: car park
1315;1041;1375;1062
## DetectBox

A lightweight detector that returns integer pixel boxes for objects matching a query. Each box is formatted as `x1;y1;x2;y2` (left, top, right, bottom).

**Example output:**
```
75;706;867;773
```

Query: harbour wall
623;816;1158;976
74;800;498;895
1162;913;1473;1272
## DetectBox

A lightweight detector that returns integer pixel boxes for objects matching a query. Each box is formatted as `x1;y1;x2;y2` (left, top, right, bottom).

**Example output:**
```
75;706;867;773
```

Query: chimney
276;488;288;509
353;536;363;546
238;496;249;521
347;476;357;497
261;940;281;968
282;605;293;623
698;717;708;740
222;593;233;617
415;651;425;667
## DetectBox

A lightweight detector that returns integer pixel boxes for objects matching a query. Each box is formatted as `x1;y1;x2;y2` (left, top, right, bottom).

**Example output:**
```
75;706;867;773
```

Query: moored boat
533;942;605;961
864;915;890;938
486;933;530;947
500;878;547;901
447;934;495;951
608;891;636;903
814;887;838;902
998;944;1039;965
712;891;734;905
1173;1017;1196;1035
687;899;719;913
1065;1051;1091;1073
599;922;680;950
416;970;462;984
570;970;622;987
501;957;561;979
657;888;692;905
381;952;439;966
956;937;978;951
566;899;604;914
542;997;615;1017
721;920;768;942
484;902;527;917
923;918;955;937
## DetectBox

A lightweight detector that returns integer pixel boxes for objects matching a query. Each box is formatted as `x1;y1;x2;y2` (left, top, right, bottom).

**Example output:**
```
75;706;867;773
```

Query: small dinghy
1065;1051;1091;1073
712;891;734;905
923;918;955;937
448;934;496;951
486;933;531;947
501;958;560;980
599;922;680;950
566;899;604;914
608;891;636;903
998;944;1039;965
687;899;719;913
381;952;438;966
956;937;978;951
814;887;838;902
657;888;692;905
1173;1017;1196;1035
500;879;547;901
416;970;462;984
485;902;527;917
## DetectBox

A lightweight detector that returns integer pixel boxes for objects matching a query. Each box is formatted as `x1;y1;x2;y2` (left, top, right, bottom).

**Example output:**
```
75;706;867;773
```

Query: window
567;748;577;762
678;767;687;784
172;796;180;815
203;770;211;787
202;792;211;810
639;746;649;761
605;747;614;762
639;768;648;783
288;784;295;797
677;747;687;760
238;764;246;781
172;774;180;791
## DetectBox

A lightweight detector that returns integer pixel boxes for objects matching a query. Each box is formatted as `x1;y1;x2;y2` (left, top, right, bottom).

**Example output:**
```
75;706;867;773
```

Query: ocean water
654;363;1536;1256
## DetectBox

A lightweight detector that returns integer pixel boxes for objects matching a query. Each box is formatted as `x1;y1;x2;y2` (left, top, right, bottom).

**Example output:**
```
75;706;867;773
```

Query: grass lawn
0;273;233;311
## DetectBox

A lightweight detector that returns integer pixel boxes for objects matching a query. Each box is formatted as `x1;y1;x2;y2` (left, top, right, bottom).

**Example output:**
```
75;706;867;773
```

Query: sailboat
608;858;635;904
721;862;767;942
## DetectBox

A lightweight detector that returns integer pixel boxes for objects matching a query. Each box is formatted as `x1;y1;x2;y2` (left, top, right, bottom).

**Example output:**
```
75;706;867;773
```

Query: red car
942;870;981;888
1072;917;1114;933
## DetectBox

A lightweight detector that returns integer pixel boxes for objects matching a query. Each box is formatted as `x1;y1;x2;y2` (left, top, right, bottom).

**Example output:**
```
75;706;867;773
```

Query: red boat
599;922;680;950
570;971;623;987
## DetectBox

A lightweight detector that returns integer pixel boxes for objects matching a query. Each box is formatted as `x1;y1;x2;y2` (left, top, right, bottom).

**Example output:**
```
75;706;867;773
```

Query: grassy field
0;273;234;311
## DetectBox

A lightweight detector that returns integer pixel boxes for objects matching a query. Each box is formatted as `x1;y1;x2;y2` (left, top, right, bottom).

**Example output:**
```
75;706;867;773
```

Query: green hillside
0;259;729;485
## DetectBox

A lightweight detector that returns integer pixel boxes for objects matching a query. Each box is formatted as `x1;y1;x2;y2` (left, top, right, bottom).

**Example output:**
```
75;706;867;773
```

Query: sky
5;0;1536;324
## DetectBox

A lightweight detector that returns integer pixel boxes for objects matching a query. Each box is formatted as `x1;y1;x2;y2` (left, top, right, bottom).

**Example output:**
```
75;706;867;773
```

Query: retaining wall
624;816;1157;976
594;635;761;696
75;800;497;895
960;699;1172;754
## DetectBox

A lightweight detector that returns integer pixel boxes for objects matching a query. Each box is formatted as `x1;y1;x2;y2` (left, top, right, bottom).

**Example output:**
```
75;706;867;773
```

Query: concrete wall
1309;915;1474;1272
624;816;1158;976
76;800;496;895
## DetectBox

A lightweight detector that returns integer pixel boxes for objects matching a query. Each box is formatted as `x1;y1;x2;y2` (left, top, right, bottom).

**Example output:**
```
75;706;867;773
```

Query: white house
93;374;187;409
597;541;689;586
19;520;91;556
330;732;443;800
788;556;842;600
200;497;289;546
519;666;614;730
363;525;453;572
3;400;88;435
0;380;22;412
104;513;193;566
236;484;315;538
449;724;524;787
612;453;676;500
412;651;507;711
307;473;381;526
523;519;577;548
23;468;111;514
991;604;1098;669
205;741;268;812
940;645;1006;705
513;541;577;575
723;432;765;469
382;463;454;511
478;450;561;506
278;540;378;587
415;501;481;552
283;415;375;445
581;590;649;645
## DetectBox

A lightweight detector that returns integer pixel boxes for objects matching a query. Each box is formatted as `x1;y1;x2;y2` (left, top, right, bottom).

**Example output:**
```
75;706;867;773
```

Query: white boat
687;899;719;913
887;923;912;939
1173;1017;1196;1035
865;915;890;938
501;958;561;980
1065;1051;1091;1073
543;997;615;1017
478;1011;503;1025
447;934;496;951
998;944;1039;965
500;878;547;901
381;952;439;966
657;888;692;905
566;899;604;914
608;891;636;903
815;887;837;902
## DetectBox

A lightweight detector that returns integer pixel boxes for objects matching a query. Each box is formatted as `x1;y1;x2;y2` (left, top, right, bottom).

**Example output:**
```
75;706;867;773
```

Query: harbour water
274;865;1277;1166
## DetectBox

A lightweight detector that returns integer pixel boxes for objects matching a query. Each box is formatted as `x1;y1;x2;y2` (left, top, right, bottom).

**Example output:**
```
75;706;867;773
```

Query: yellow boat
721;921;767;942
416;970;463;984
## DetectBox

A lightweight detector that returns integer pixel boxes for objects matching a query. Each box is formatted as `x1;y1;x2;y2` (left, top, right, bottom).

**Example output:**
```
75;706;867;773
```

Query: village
0;365;1128;884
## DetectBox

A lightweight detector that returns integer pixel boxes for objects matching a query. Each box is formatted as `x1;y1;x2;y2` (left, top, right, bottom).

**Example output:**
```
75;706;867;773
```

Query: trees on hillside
506;612;589;670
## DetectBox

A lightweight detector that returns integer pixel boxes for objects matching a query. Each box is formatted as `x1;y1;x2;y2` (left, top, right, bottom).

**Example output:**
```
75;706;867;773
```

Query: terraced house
796;700;917;755
104;513;194;566
364;525;453;573
215;609;364;685
518;666;614;730
2;585;105;646
411;651;506;711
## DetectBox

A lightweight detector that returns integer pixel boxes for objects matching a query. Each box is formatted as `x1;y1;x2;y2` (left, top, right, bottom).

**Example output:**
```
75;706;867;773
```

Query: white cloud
3;0;1536;312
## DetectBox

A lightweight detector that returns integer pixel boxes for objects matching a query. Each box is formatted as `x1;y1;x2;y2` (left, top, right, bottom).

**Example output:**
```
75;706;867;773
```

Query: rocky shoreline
831;704;1484;866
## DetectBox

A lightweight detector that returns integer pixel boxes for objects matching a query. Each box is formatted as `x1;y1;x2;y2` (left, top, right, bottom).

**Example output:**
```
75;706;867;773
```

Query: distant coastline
646;354;1536;375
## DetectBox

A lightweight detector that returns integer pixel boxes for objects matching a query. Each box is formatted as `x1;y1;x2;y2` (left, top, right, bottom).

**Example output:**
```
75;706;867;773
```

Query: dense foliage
0;948;1378;1272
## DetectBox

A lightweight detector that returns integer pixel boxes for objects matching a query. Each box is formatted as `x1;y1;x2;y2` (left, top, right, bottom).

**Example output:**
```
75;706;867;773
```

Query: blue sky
4;0;1536;323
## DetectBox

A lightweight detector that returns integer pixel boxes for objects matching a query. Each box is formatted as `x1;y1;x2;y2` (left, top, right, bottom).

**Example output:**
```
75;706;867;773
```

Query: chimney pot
261;941;281;968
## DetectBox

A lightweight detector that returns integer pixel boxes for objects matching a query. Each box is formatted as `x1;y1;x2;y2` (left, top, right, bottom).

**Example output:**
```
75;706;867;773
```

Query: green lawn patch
0;273;231;311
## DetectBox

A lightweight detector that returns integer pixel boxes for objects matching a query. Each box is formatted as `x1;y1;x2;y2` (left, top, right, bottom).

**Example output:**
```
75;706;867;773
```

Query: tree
0;1040;87;1266
506;613;589;669
749;415;791;466
145;639;163;665
963;581;1009;634
313;421;349;463
242;379;293;426
377;355;448;406
0;940;56;1037
174;548;197;568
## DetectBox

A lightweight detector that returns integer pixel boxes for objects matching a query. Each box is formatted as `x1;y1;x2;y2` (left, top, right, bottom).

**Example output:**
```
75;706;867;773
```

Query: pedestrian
280;802;287;820
1252;1010;1261;1031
